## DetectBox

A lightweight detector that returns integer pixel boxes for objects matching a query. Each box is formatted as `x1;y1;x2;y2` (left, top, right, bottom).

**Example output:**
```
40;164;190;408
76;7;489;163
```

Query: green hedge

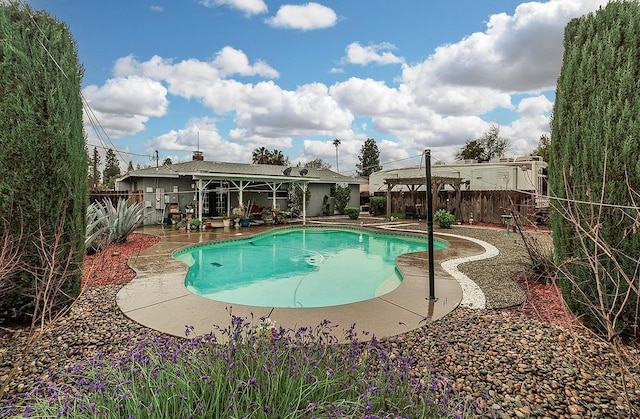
550;1;640;339
344;207;360;220
0;3;87;323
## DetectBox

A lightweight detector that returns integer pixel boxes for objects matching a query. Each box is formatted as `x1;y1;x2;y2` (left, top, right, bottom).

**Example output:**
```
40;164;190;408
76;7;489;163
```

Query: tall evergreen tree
356;138;382;177
550;0;640;339
531;134;550;162
127;160;134;172
103;148;121;190
455;125;509;162
89;146;101;188
0;3;87;322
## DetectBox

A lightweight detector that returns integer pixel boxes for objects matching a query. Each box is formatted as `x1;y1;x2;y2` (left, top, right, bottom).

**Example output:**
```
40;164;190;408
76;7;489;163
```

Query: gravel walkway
1;224;638;417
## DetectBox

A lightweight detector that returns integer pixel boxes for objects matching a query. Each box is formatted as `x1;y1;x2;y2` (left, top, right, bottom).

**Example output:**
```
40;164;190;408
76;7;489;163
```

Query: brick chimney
192;151;203;161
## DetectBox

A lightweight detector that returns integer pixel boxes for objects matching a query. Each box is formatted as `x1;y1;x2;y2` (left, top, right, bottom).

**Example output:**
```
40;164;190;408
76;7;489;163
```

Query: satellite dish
300;169;308;176
283;167;292;176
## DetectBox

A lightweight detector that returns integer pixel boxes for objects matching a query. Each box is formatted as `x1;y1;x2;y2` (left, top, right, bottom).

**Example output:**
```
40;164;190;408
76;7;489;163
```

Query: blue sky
27;0;608;175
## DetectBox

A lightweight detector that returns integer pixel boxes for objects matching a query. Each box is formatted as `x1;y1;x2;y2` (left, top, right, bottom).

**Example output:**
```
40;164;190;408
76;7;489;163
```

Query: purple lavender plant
2;313;491;418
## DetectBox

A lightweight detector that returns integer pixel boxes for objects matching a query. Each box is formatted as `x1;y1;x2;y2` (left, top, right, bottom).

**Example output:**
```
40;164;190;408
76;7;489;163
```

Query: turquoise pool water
175;228;447;308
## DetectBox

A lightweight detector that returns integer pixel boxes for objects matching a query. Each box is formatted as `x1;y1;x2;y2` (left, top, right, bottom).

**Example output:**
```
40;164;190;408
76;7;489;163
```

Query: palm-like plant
252;147;270;164
333;138;341;173
85;198;144;254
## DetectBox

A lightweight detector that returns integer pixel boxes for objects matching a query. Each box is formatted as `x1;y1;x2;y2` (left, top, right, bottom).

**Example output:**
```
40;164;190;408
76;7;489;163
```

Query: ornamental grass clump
2;314;490;418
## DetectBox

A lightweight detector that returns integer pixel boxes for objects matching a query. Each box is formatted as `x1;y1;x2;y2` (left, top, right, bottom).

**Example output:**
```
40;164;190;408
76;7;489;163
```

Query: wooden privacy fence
89;190;143;206
385;190;540;225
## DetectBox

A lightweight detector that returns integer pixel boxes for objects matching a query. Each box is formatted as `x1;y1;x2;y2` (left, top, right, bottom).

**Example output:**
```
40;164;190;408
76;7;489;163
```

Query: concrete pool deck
117;222;490;340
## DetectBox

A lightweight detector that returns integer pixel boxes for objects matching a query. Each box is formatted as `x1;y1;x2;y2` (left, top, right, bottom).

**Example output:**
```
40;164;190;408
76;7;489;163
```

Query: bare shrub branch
0;215;22;300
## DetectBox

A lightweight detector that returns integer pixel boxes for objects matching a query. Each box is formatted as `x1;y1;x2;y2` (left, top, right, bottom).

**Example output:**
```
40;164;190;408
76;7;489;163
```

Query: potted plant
232;204;245;226
189;218;202;230
262;207;274;226
176;219;188;231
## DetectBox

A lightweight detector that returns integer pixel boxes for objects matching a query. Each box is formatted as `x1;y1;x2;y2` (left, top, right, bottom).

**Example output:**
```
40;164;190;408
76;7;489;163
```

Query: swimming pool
175;227;447;308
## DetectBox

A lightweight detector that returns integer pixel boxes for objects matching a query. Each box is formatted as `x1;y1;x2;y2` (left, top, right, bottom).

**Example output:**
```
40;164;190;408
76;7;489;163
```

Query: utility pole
92;147;99;189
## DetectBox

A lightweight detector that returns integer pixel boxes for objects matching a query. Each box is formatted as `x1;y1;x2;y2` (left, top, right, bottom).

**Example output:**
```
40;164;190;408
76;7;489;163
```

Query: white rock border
433;232;498;309
379;224;497;310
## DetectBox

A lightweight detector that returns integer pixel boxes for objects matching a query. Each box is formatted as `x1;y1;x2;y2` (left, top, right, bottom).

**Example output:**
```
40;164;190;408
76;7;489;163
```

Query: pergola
192;173;315;225
383;176;467;219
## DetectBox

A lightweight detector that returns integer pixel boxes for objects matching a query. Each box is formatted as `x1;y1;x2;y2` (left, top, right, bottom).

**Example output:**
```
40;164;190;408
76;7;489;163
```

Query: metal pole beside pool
425;149;437;301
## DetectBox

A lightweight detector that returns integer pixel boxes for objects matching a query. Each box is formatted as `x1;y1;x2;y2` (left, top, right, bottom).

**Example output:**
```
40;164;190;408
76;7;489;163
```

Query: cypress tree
103;148;121;190
550;1;640;339
356;138;382;177
0;3;87;322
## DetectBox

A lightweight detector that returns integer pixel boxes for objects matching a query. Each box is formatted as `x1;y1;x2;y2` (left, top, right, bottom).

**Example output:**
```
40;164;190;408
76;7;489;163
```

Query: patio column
197;179;204;224
386;183;392;219
302;182;307;225
272;182;277;209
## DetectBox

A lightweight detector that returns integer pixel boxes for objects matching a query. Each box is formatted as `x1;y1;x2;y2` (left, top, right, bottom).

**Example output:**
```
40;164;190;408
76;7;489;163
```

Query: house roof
118;160;365;184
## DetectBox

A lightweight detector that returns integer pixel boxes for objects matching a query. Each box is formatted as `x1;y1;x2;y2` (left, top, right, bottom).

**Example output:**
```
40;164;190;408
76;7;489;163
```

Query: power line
85;142;154;158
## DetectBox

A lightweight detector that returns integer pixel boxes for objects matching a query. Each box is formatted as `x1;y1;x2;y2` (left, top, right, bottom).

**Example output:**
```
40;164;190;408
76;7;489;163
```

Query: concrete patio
117;221;489;340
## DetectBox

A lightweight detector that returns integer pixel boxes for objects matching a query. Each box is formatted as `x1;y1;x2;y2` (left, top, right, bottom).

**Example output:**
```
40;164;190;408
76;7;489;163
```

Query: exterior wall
347;184;361;210
118;176;363;224
369;157;547;196
118;176;199;225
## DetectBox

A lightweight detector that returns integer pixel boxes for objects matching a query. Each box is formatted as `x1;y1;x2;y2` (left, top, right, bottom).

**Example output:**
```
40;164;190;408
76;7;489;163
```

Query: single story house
116;157;363;225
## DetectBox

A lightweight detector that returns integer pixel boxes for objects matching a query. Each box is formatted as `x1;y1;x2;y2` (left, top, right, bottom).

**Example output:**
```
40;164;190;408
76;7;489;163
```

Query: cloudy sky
28;0;608;175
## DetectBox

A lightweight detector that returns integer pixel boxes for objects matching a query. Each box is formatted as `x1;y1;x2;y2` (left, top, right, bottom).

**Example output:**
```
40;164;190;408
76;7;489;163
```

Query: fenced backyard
380;189;545;226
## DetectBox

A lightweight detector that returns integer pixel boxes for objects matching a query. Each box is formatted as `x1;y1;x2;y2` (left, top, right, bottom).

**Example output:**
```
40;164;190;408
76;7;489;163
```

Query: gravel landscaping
1;226;638;417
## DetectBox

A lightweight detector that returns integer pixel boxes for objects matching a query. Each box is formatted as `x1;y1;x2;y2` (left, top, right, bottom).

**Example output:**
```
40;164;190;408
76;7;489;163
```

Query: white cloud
200;0;267;16
504;95;553;156
84;76;168;116
114;48;278;82
95;0;610;168
266;2;337;30
230;82;354;138
302;135;363;173
82;76;168;138
212;46;279;78
330;78;413;117
344;42;404;66
145;119;249;163
516;95;553;117
402;0;608;96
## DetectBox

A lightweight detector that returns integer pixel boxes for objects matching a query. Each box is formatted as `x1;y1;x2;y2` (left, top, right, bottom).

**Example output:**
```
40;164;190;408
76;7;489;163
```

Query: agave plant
85;201;109;255
85;198;144;254
104;198;144;244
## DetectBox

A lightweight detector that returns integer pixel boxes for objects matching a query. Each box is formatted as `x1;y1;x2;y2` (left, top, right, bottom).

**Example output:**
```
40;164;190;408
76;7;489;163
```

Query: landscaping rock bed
1;225;638;417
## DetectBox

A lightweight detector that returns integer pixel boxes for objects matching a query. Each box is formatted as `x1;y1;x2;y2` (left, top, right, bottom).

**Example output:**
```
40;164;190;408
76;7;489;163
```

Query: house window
173;186;179;193
329;184;336;197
